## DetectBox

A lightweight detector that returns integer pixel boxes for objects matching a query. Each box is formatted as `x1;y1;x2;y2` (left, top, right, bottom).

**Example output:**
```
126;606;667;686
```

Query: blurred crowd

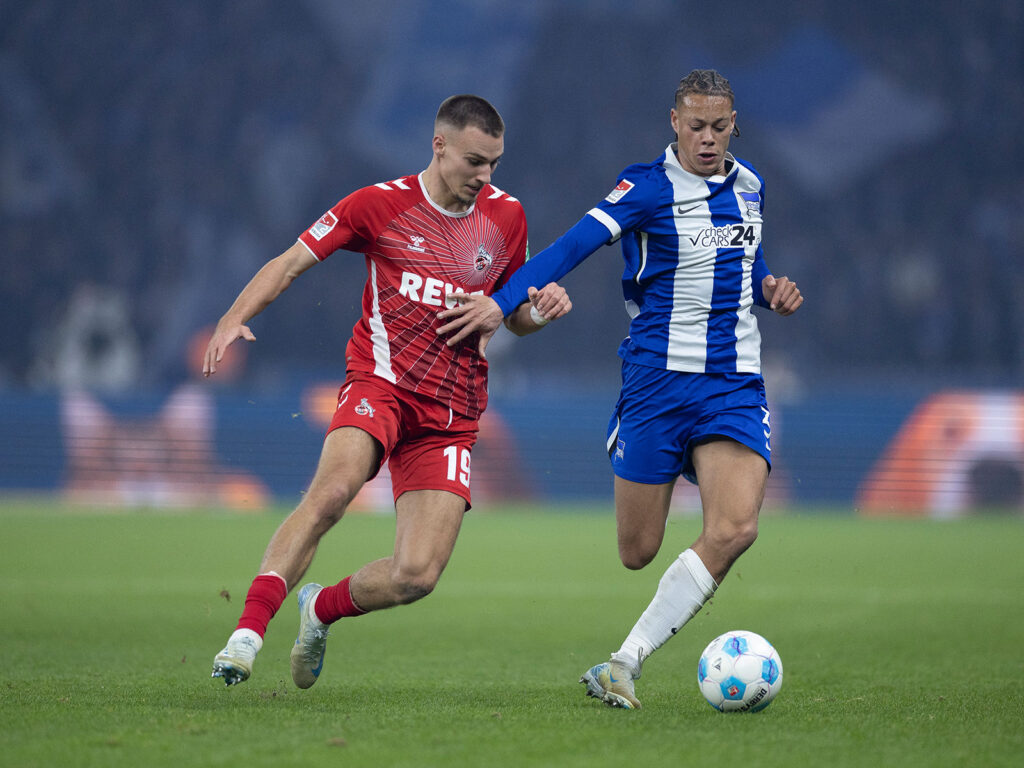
1;0;1021;393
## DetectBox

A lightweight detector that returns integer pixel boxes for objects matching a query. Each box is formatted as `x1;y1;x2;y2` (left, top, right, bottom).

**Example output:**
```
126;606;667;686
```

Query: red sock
314;575;367;624
235;573;288;637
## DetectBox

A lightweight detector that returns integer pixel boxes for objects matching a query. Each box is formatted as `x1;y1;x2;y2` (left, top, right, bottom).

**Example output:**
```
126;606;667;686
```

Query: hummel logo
408;235;426;252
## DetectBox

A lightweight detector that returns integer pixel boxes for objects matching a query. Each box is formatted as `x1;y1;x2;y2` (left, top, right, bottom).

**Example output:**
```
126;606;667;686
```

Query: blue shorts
606;362;771;485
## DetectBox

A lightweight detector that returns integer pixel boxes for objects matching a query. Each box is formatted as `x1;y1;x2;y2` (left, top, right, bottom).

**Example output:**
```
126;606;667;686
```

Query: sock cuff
230;628;264;651
680;548;718;596
258;571;289;594
314;575;367;624
235;575;289;636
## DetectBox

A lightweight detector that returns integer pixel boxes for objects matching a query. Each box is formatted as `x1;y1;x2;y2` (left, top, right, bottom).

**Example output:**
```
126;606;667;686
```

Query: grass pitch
1;500;1022;767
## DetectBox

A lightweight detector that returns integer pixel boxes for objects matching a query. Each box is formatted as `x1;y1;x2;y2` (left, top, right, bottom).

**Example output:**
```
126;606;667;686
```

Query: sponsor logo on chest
676;190;762;250
398;272;484;308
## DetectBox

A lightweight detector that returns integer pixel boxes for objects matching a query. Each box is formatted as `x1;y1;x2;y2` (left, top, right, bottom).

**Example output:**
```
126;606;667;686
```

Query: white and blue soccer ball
697;630;783;712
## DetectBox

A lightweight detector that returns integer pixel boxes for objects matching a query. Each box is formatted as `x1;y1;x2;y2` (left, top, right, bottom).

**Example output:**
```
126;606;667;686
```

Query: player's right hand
435;294;504;358
203;324;256;376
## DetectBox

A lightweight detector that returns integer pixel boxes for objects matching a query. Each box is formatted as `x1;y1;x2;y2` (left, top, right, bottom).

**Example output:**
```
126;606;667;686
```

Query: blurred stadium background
1;0;1021;517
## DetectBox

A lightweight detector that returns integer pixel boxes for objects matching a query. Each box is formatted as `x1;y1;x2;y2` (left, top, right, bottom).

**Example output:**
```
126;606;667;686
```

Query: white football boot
580;660;642;709
290;583;329;689
212;629;262;686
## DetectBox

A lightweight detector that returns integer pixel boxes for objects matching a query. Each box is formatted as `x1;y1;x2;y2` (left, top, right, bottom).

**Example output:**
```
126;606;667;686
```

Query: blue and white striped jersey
491;144;772;373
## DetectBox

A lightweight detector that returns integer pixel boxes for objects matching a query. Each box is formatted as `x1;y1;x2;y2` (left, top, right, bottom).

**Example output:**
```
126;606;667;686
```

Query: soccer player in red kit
204;95;571;688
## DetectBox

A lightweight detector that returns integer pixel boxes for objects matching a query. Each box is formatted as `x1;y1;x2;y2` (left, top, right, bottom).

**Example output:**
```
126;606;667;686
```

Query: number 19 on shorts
443;446;471;487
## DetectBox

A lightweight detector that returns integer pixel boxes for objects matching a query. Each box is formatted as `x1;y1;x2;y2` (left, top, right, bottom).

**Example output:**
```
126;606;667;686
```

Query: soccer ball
697;630;783;712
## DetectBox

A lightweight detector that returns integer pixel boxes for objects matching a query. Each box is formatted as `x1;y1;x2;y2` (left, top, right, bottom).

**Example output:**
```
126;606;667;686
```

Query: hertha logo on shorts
354;398;375;417
475;244;493;271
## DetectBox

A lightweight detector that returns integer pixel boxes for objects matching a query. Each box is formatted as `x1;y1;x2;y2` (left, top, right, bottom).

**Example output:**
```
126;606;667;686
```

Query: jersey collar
665;144;737;183
417;172;477;218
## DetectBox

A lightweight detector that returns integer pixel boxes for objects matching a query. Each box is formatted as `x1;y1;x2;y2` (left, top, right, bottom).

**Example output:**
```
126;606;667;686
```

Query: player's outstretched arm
203;242;318;376
761;275;803;316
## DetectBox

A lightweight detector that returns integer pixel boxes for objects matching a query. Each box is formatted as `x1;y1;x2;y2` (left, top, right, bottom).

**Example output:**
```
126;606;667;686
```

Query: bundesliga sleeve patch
604;179;635;204
309;211;338;241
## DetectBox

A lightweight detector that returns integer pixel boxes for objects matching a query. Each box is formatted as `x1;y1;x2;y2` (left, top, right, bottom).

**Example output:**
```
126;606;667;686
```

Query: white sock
610;548;717;677
228;628;263;652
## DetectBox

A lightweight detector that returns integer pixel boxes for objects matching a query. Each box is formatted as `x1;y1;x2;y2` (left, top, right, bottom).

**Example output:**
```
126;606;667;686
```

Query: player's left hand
436;294;505;357
762;275;803;316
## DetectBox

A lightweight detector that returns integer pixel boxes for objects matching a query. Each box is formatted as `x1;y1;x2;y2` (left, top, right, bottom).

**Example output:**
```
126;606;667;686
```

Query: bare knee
390;564;441;605
618;533;662;570
704;518;759;561
729;517;759;555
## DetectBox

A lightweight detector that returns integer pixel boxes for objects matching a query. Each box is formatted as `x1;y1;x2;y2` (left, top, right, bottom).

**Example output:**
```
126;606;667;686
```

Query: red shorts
327;373;479;507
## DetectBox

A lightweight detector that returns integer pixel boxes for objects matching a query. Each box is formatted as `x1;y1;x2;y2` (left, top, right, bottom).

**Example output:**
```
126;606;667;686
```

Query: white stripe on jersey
664;169;714;371
636;231;650;284
367;260;396;382
735;257;761;370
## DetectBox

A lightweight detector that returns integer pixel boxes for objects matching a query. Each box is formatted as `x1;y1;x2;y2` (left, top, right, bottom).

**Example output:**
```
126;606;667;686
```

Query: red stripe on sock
235;574;288;637
314;576;367;624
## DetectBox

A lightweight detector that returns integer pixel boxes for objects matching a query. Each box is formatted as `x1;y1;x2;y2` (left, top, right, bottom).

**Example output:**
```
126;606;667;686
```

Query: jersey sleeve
492;201;529;292
584;165;661;243
297;186;380;261
751;245;771;308
748;178;771;308
490;213;613;316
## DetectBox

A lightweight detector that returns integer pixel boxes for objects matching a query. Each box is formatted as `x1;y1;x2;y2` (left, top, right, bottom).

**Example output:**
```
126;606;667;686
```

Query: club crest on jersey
309;211;338;241
408;234;426;253
354;398;375;417
738;191;761;215
605;179;635;204
475;244;493;271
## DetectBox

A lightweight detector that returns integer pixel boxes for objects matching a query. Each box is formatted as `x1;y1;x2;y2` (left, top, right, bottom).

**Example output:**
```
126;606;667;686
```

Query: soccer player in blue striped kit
437;69;803;708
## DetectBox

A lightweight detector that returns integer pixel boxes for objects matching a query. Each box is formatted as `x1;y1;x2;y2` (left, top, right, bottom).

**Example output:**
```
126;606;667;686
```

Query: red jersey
297;173;528;420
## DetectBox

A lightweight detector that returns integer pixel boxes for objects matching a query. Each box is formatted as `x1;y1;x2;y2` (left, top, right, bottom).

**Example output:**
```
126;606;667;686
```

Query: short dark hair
674;69;740;136
435;94;504;137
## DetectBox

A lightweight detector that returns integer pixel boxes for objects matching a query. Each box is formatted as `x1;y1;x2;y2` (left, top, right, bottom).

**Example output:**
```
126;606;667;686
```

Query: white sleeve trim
586;208;622;243
297;237;324;262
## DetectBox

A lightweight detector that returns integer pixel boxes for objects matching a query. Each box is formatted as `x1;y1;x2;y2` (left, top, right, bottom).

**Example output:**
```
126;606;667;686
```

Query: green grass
1;500;1022;767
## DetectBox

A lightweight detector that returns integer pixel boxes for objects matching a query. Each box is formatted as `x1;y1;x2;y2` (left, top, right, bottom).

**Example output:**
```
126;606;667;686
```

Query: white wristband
529;305;550;326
